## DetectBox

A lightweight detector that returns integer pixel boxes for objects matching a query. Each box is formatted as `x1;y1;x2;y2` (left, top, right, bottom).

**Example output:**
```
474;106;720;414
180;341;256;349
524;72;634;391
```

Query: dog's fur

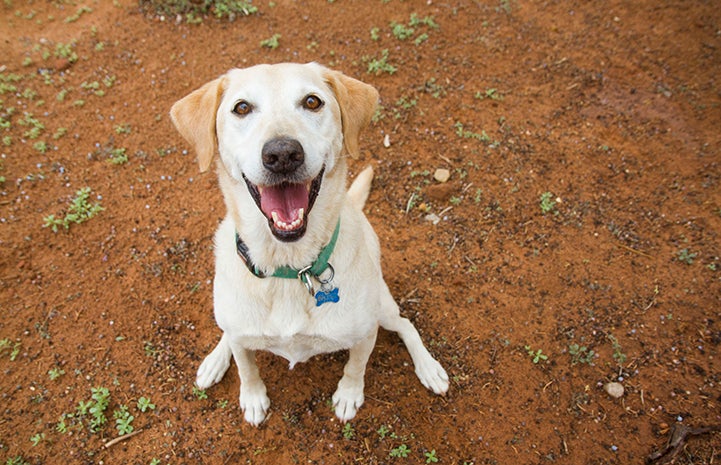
170;62;448;425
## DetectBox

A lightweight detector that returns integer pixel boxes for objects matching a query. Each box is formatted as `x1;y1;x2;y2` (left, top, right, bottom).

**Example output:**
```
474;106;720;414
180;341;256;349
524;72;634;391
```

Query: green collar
235;219;341;281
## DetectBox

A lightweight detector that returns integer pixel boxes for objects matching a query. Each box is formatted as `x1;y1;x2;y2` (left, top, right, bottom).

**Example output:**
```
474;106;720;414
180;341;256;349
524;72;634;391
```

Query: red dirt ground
1;1;720;464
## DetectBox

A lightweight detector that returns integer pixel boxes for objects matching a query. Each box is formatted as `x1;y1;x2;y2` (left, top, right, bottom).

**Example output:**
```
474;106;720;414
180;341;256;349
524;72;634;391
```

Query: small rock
383;134;391;148
434;168;451;183
604;382;624;398
424;213;441;225
426;183;455;202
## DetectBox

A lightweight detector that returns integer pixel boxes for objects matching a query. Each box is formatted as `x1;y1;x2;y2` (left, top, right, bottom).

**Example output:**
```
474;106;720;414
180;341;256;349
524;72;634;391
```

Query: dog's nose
261;138;305;174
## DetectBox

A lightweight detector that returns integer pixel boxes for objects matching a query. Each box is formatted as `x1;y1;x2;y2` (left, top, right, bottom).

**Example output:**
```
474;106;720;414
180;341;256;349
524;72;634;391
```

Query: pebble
434;168;451;183
604;382;624;398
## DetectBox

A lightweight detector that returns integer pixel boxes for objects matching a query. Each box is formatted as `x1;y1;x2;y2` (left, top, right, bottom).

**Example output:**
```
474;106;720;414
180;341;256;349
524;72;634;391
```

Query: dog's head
170;63;378;242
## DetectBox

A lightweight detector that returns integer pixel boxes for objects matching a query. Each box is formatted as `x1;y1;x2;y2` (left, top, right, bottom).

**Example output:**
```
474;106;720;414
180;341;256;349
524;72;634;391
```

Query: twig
648;424;721;463
104;429;143;449
617;243;652;259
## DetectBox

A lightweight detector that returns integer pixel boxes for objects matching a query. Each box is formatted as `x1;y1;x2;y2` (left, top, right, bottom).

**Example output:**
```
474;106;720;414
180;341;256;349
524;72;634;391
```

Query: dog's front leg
332;327;378;422
229;344;270;426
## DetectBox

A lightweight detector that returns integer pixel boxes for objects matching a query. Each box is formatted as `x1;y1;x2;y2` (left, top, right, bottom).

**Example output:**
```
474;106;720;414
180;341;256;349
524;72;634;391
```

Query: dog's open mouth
243;168;324;242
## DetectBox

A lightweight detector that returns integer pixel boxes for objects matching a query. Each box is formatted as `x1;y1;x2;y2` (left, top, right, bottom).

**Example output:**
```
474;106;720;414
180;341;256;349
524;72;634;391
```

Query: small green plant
568;343;594;365
114;123;131;134
260;33;281;49
113;404;135;435
425;450;439;463
48;367;65;380
53;127;67;140
0;338;21;361
475;88;504;101
365;49;397;75
33;140;48;153
137;396;156;412
377;424;390;439
108;147;128;165
88;386;111;432
54;42;78;63
192;385;208;400
525;345;548;364
607;335;627;366
149;459;161;465
81;80;105;97
370;26;380;41
30;432;45;446
391;21;415;40
390;444;411;458
424;78;446;98
64;6;92;23
56;414;70;433
677;248;697;265
6;457;30;465
342;422;355;439
539;192;557;214
409;13;438;29
18;112;44;139
143;340;159;358
454;121;489;141
43;187;103;232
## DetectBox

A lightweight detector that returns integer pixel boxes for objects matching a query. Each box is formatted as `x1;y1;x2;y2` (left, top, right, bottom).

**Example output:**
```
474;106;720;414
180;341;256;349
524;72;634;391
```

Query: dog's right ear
170;77;226;172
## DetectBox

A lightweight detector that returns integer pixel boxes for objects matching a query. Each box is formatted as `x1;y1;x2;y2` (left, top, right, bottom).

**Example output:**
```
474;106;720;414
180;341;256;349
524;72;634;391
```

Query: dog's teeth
271;211;279;224
298;208;305;222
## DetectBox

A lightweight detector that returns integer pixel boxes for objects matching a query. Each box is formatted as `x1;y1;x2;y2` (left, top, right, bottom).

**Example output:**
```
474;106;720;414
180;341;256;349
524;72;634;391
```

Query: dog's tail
348;165;374;209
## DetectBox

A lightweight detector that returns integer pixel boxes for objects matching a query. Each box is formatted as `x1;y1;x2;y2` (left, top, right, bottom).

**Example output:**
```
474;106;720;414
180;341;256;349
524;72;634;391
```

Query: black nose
261;138;305;174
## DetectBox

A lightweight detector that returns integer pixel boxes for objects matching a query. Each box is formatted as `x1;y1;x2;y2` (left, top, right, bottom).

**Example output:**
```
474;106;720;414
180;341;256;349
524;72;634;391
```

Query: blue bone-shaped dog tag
315;287;340;306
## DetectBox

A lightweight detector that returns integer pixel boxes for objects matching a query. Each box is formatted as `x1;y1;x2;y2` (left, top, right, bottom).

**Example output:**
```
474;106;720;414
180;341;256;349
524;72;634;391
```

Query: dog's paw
415;356;450;395
196;344;232;390
332;383;364;422
240;385;270;426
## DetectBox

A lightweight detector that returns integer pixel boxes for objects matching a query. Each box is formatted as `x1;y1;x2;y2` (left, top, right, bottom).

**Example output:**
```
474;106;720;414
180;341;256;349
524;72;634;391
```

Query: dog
170;62;448;425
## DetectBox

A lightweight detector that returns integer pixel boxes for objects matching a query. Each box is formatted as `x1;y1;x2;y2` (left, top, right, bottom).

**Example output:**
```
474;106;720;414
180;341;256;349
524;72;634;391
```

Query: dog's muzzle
243;137;324;242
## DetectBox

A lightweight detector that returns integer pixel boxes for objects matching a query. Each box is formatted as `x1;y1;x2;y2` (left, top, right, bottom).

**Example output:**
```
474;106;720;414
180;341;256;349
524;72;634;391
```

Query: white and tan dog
170;62;448;425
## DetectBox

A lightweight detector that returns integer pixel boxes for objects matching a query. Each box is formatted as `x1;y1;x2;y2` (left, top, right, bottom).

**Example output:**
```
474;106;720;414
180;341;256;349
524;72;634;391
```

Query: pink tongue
260;183;309;223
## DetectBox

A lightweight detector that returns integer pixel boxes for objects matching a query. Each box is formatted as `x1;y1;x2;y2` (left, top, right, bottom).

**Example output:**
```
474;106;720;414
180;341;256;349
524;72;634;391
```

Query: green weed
0;338;21;361
113;404;135;435
140;0;258;19
192;385;208;400
390;444;411;458
260;33;281;49
525;345;548;364
30;432;45;446
48;367;65;380
365;49;396;75
137;396;156;412
454;121;489;141
108;147;128;165
88;387;111;432
342;422;355;439
475;88;504;101
539;192;557;214
677;248;696;265
607;335;627;366
425;450;439;463
43;187;104;232
568;343;594;365
64;6;92;23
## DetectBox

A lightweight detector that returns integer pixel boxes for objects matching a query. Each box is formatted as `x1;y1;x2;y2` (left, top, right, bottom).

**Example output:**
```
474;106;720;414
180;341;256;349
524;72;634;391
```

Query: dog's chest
242;300;363;366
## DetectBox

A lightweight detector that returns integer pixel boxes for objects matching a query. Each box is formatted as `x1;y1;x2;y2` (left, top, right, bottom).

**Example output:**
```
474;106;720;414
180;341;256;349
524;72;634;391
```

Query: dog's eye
232;100;253;116
302;94;324;111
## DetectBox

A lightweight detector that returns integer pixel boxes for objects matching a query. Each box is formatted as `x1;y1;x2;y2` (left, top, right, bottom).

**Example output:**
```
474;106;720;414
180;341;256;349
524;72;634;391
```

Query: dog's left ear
324;70;379;159
170;76;226;172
